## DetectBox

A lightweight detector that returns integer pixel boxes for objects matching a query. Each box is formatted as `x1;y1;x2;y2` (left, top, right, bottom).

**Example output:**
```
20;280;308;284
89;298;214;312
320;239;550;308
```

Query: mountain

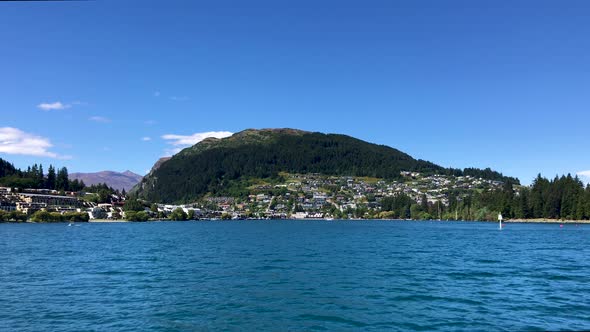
70;170;143;192
133;128;517;203
146;157;171;177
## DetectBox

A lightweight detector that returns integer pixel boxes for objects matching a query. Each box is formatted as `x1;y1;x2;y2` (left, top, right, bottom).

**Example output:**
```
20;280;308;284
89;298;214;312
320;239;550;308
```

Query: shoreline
88;219;129;223
4;218;589;224
503;218;590;224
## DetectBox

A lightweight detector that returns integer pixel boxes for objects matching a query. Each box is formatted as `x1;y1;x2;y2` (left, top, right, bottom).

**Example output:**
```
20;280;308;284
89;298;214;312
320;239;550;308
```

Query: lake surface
1;220;590;331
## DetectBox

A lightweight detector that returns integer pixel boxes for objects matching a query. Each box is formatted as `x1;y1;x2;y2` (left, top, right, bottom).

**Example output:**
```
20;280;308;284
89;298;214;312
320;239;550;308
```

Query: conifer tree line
0;158;85;191
381;174;590;221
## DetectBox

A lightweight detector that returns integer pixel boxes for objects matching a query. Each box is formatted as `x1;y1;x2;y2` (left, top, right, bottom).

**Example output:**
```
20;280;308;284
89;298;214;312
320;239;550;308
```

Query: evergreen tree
56;167;69;191
420;193;428;211
37;164;44;187
46;165;56;190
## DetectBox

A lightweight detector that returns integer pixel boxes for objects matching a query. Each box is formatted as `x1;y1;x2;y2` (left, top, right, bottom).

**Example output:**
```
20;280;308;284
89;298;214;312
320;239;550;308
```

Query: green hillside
133;128;517;203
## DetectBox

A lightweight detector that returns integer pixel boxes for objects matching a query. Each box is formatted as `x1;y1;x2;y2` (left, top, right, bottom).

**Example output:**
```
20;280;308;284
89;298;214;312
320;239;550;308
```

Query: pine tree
46;165;56;190
56;167;69;191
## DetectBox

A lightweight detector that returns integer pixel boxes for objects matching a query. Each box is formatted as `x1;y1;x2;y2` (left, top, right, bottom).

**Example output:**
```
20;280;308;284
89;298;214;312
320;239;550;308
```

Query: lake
1;220;590;331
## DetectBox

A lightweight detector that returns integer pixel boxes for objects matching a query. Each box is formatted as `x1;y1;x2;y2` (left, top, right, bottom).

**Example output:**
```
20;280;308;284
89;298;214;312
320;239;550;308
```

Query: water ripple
2;221;590;331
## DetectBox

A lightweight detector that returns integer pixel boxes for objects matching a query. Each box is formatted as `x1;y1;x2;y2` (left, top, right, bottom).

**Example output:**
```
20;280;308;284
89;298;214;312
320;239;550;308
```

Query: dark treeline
491;174;590;220
29;210;90;223
0;158;85;191
443;167;519;184
382;174;590;221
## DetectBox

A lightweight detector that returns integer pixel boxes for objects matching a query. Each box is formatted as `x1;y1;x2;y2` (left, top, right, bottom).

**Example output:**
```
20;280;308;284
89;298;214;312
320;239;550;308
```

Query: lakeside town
0;171;509;222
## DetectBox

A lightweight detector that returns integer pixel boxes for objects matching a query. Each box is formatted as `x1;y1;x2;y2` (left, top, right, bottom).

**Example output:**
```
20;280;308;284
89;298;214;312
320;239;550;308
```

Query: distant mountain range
132;128;518;203
70;170;143;192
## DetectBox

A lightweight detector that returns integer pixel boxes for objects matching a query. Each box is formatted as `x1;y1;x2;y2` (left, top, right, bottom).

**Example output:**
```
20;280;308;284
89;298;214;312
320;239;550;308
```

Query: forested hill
132;128;518;203
0;158;17;178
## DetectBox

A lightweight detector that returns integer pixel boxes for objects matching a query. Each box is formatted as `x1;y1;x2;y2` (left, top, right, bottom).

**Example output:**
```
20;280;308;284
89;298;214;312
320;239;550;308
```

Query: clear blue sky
1;0;589;185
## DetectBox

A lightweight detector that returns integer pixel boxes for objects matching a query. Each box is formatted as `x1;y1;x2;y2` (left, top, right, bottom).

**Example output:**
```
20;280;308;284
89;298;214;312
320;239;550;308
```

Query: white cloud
577;170;590;183
162;131;233;146
161;131;233;156
89;116;111;123
169;96;189;101
141;137;151;141
144;120;157;125
164;147;183;156
0;127;70;159
37;101;70;111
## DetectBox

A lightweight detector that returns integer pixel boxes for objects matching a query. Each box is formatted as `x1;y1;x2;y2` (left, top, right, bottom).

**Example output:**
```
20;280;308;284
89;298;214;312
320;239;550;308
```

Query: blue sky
1;0;589;184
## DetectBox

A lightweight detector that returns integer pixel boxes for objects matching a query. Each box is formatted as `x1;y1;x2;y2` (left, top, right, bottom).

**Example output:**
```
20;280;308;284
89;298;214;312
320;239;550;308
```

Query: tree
46;165;56;190
29;210;88;222
187;209;195;220
170;208;188;221
410;204;422;220
136;211;149;221
269;198;277;210
514;188;531;219
125;210;149;221
37;164;44;187
8;211;27;222
31;210;52;222
56;167;69;191
420;193;428;211
92;189;111;203
123;199;144;212
150;203;158;213
70;179;84;192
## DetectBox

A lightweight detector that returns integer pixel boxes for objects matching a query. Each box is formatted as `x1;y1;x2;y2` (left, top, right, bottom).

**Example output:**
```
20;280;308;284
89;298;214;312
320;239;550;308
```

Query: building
18;193;83;208
0;201;16;212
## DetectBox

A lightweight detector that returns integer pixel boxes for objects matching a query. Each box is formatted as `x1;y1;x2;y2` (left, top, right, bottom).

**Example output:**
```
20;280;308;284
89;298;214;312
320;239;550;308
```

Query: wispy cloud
169;96;189;102
141;137;151;141
162;131;233;146
577;170;590;183
0;127;71;159
154;91;161;97
164;147;184;156
89;116;111;123
37;101;71;111
144;120;157;125
161;131;233;156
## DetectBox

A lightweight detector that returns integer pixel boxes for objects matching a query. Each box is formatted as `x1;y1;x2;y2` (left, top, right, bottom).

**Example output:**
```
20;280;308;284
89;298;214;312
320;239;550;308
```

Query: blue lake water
1;220;590;331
